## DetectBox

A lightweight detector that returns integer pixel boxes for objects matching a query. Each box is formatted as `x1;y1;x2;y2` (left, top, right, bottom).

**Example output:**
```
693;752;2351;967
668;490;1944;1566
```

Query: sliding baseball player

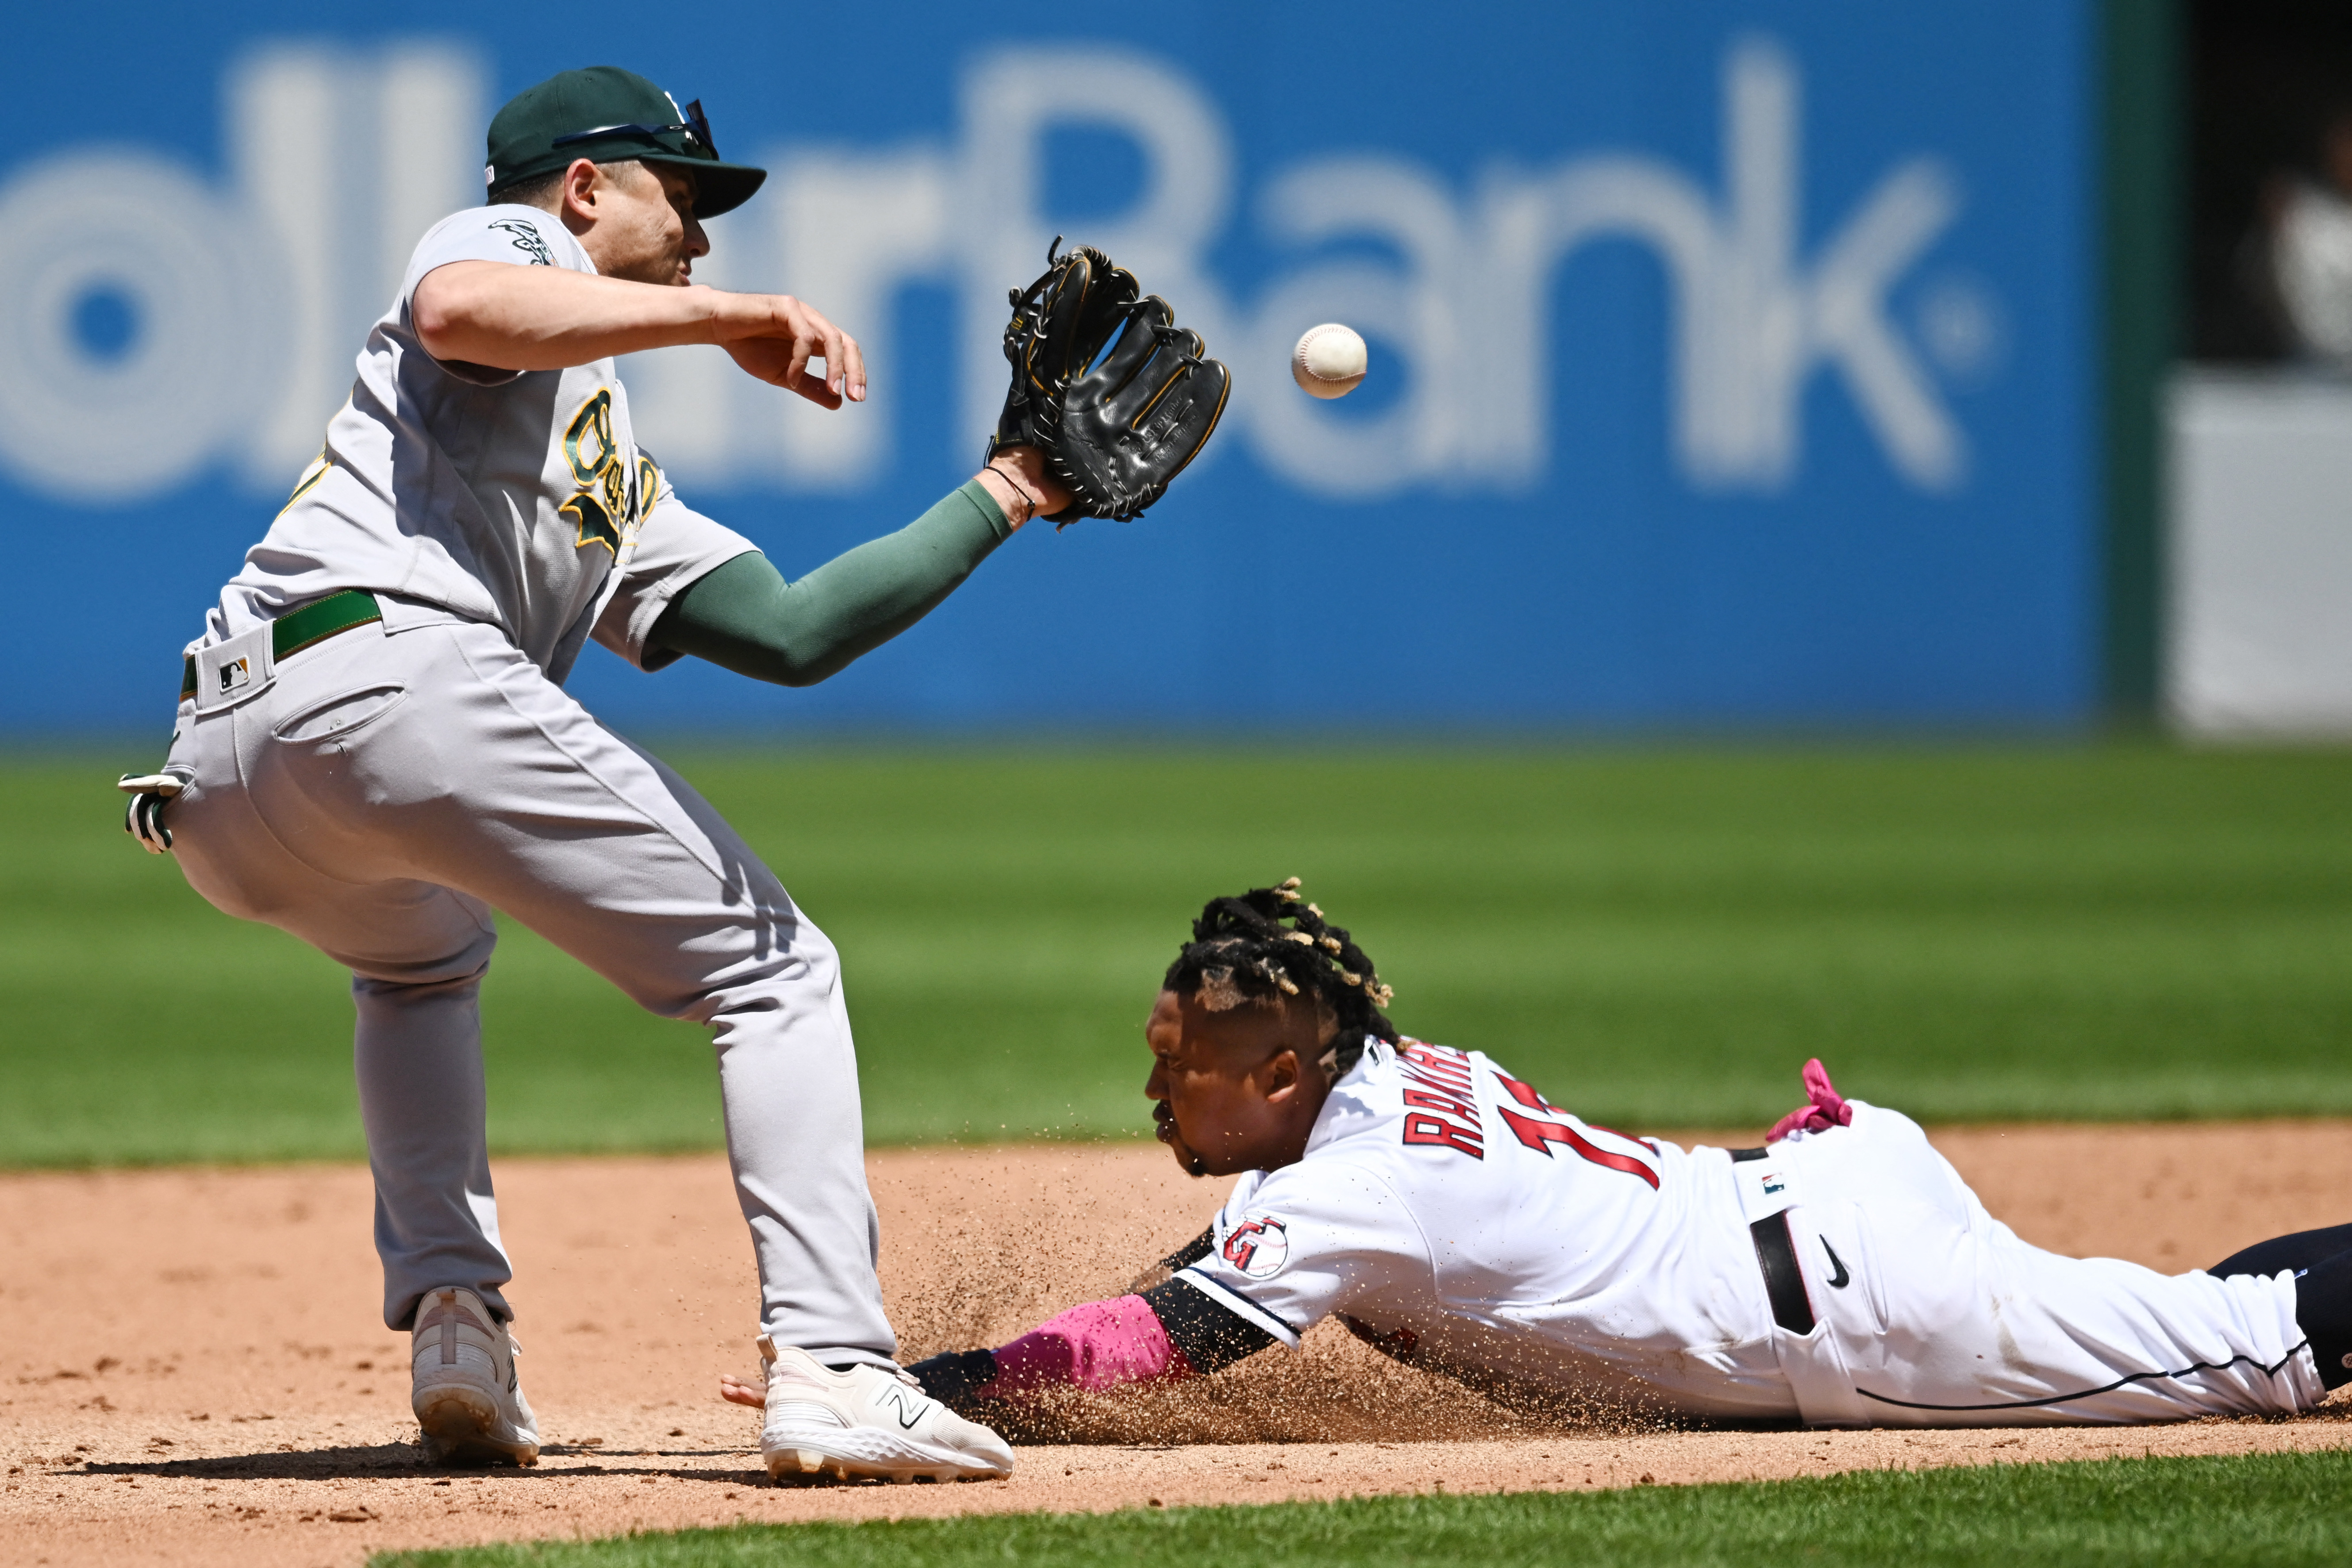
117;65;1224;1482
728;881;2352;1429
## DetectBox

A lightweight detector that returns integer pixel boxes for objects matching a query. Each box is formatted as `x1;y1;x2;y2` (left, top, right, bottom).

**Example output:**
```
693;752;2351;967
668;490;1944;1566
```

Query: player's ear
558;158;602;227
1262;1048;1303;1103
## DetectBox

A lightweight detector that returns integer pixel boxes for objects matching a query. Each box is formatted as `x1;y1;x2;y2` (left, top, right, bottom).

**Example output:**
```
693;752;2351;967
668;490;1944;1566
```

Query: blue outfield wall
0;1;2094;734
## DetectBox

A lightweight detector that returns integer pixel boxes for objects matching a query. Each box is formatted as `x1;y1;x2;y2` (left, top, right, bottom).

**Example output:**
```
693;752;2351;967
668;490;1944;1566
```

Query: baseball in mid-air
1291;323;1368;399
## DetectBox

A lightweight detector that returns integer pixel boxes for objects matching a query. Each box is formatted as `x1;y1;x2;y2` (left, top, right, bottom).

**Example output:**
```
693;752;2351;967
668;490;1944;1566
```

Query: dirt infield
5;1124;2350;1567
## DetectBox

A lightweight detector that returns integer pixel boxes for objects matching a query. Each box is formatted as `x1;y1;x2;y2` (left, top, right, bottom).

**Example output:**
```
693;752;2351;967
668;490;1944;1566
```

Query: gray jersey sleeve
592;455;756;672
402;206;584;388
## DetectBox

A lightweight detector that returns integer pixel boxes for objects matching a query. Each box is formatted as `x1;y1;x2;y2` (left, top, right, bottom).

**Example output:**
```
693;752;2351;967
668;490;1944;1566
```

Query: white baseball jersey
1177;1038;1796;1418
197;204;752;682
1173;1039;2321;1425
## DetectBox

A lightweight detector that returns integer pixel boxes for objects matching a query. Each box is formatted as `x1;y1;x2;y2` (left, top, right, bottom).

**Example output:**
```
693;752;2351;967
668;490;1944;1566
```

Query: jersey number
1491;1072;1660;1189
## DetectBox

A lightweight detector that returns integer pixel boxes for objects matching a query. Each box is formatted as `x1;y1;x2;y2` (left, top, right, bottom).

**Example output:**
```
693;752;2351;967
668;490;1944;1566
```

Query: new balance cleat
756;1337;1014;1483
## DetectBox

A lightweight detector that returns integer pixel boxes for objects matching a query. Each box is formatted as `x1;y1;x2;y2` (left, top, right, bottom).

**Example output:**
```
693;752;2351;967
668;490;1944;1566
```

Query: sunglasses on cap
552;98;719;160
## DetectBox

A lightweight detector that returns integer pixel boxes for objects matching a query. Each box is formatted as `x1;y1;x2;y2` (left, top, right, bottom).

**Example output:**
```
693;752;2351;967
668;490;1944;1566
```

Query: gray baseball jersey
198;204;751;682
158;203;905;1368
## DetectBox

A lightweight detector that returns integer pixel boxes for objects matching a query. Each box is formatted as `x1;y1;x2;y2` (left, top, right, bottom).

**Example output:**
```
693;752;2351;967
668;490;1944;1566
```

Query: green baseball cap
486;66;767;218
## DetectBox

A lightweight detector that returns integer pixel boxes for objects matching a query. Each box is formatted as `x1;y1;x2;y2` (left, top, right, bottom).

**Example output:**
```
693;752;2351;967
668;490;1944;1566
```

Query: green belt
180;590;384;702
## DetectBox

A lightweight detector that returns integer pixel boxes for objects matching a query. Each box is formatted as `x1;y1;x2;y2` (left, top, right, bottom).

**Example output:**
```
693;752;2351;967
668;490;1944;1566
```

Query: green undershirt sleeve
649;479;1015;688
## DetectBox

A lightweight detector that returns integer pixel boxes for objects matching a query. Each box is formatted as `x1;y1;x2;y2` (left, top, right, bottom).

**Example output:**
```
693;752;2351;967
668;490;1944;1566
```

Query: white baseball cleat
410;1285;540;1467
756;1336;1015;1483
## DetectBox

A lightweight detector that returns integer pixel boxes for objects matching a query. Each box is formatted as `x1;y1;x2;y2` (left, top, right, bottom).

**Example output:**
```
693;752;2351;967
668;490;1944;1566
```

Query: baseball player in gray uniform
113;65;1168;1483
751;881;2352;1432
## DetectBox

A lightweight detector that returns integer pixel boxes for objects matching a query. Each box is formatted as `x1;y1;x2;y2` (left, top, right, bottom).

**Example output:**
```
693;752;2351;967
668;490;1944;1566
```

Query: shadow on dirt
76;1444;768;1484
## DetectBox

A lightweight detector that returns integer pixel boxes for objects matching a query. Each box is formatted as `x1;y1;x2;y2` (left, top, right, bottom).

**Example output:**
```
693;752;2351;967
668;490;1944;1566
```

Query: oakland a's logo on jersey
488;217;554;267
560;388;653;556
1221;1216;1289;1279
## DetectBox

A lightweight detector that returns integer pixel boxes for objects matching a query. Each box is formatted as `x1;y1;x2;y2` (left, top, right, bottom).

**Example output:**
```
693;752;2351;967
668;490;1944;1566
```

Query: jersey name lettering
1402;1114;1486;1157
1403;1086;1480;1122
1396;1041;1484;1159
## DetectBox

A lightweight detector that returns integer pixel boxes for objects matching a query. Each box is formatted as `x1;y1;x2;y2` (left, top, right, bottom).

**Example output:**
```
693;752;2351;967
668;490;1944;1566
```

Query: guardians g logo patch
1220;1216;1289;1279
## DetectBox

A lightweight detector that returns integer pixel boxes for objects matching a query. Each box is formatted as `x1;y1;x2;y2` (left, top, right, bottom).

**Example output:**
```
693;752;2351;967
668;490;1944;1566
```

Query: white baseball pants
161;612;898;1366
1755;1103;2322;1424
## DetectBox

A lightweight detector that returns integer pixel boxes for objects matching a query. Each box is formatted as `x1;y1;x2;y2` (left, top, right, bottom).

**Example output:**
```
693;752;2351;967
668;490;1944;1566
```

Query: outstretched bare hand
704;290;868;409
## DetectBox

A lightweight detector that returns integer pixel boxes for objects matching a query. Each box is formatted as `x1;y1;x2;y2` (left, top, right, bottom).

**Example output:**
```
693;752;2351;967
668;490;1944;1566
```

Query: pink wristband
981;1294;1192;1397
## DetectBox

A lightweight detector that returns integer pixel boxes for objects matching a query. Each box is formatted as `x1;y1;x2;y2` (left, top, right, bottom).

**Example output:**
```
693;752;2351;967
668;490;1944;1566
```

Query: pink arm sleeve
978;1295;1195;1398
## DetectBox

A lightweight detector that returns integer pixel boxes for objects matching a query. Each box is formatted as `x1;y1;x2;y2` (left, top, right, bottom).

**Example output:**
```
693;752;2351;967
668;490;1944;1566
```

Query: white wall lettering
0;35;1982;507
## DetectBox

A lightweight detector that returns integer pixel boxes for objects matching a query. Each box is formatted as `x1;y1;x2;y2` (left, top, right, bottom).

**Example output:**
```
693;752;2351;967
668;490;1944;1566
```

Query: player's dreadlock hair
1163;878;1400;1079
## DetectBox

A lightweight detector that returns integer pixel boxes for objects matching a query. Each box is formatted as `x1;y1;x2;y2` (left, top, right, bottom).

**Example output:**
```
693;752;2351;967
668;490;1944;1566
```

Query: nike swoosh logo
1822;1238;1851;1289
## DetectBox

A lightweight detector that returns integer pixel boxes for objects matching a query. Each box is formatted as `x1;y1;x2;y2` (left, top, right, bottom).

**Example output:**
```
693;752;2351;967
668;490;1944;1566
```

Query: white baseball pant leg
1760;1102;2321;1425
161;615;897;1366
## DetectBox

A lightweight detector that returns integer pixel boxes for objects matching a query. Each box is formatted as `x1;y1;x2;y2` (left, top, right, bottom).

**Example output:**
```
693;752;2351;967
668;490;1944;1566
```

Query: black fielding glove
1052;294;1229;522
906;1348;1000;1411
987;237;1230;525
988;238;1135;468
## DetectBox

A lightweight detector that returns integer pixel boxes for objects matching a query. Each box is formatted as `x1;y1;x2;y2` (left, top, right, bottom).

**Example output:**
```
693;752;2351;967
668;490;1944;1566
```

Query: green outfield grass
8;744;2352;1166
373;1450;2352;1568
